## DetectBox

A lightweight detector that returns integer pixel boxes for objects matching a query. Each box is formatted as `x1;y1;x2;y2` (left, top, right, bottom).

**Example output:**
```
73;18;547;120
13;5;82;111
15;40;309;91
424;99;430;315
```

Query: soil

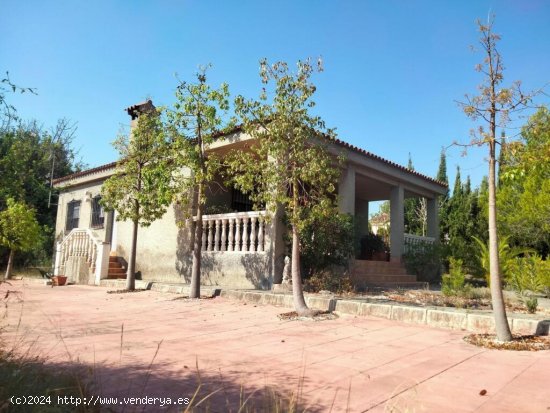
106;289;148;294
377;289;549;315
278;311;338;321
464;333;550;351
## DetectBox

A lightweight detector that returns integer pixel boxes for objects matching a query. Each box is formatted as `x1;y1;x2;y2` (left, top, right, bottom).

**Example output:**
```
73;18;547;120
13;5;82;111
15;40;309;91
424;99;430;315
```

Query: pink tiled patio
2;281;549;412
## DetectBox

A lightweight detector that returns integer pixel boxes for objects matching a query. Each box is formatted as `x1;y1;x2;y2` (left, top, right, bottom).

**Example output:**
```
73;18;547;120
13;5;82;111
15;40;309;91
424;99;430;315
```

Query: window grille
91;196;105;228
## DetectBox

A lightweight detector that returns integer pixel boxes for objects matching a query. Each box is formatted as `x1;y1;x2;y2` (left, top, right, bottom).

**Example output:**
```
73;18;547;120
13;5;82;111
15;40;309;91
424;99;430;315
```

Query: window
65;200;81;231
91;196;105;228
231;188;254;212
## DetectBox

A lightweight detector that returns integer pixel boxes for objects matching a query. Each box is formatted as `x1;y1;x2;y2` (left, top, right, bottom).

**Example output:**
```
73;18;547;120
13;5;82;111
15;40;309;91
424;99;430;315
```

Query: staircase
351;260;427;290
107;256;126;279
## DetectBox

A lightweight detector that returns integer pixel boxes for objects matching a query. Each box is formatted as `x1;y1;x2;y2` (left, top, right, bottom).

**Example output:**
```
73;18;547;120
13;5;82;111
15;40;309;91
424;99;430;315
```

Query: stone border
20;277;550;336
220;290;550;336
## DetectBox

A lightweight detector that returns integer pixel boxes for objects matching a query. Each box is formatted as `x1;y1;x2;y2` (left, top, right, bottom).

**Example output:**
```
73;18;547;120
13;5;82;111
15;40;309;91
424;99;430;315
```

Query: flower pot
52;275;67;286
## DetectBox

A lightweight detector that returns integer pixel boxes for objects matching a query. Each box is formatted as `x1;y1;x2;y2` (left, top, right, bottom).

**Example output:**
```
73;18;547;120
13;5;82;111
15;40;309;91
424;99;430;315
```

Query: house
52;101;447;289
369;212;390;237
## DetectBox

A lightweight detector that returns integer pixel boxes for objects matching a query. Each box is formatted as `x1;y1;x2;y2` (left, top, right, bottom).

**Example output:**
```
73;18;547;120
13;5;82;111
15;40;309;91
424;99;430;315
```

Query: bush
300;212;354;279
508;255;550;311
358;232;388;260
303;269;354;294
441;258;471;297
403;242;446;283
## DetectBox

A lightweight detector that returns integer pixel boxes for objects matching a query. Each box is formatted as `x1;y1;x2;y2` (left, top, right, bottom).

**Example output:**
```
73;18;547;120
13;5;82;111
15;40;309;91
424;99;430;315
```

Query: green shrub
403;242;446;283
508;255;549;311
441;258;471;297
303;269;355;294
358;232;388;260
525;297;538;314
472;235;533;286
300;212;354;279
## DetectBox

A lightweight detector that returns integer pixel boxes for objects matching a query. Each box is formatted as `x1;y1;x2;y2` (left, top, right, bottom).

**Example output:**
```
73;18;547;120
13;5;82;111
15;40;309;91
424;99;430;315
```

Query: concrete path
2;281;549;412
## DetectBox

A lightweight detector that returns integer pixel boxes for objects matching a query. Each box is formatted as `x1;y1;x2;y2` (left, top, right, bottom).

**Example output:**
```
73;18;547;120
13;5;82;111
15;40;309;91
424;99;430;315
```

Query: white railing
195;211;269;253
404;233;436;253
54;228;110;284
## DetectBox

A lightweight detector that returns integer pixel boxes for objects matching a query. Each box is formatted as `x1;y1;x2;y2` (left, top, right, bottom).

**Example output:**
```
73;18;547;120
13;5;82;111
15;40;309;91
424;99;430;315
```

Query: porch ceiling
355;174;424;201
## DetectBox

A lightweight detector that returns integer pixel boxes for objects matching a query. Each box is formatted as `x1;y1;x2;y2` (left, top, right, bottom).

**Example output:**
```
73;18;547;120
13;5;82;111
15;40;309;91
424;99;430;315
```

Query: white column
110;211;118;253
427;197;439;240
94;242;110;285
390;185;405;262
54;242;62;275
338;165;356;215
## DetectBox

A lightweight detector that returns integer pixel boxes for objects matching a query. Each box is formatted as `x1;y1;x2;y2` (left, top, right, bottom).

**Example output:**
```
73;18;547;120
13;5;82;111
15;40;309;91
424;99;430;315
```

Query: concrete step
353;274;417;283
352;261;406;269
353;267;409;275
107;274;126;279
362;281;429;290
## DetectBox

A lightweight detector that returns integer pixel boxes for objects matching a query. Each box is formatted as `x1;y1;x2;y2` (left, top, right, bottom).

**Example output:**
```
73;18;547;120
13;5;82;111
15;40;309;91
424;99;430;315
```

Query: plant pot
52;275;67;286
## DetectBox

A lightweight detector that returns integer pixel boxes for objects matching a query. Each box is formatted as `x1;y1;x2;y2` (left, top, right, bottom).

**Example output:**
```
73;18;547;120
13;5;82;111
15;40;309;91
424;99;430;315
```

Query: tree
436;149;450;242
227;58;341;316
403;154;424;235
457;17;541;341
101;110;172;290
0;120;81;266
0;198;42;279
498;107;550;256
1;72;36;129
166;68;231;299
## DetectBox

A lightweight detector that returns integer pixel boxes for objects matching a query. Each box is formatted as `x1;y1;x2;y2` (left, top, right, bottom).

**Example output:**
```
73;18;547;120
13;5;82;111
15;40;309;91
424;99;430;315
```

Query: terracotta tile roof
53;127;447;189
52;161;118;185
330;137;447;188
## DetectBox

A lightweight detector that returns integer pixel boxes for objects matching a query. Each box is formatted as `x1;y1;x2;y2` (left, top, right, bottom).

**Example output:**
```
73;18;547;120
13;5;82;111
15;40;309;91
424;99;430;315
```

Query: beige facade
52;101;447;289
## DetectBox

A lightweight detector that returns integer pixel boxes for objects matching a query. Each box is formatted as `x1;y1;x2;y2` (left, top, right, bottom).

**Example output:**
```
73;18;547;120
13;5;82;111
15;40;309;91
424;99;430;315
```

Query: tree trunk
189;182;203;299
4;249;14;280
126;220;138;291
488;141;513;341
291;224;311;315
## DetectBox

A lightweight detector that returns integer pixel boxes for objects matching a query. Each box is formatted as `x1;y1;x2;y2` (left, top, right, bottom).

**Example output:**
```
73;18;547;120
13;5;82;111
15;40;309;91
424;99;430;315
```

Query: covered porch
337;158;446;263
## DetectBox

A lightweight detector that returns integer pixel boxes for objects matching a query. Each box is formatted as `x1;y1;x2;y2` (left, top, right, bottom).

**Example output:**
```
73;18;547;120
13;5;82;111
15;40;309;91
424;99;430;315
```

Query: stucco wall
114;203;273;289
55;181;107;242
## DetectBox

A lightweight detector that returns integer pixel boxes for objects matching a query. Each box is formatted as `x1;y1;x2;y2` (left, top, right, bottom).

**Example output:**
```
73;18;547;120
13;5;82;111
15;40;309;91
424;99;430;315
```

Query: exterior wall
114;203;272;289
55;181;107;242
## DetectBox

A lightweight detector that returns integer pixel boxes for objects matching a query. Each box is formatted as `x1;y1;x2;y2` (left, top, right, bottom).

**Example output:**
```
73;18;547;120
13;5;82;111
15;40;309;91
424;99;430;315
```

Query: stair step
352;274;417;283
354;268;409;275
108;262;124;269
107;274;126;279
362;281;429;290
108;268;126;275
109;256;119;262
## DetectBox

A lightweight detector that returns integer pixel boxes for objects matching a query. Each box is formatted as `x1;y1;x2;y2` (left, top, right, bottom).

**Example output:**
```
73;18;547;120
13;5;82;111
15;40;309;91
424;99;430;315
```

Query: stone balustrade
403;233;436;253
197;211;268;253
54;228;110;283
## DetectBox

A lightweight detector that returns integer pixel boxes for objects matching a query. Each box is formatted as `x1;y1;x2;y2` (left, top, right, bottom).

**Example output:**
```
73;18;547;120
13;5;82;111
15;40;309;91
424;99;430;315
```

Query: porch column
110;211;118;254
427;197;439;240
390;185;404;262
338;165;355;215
355;199;369;237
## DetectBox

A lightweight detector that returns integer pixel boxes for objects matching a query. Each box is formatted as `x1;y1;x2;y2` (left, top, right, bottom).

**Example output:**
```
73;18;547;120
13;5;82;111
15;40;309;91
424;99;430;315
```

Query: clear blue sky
2;0;549;191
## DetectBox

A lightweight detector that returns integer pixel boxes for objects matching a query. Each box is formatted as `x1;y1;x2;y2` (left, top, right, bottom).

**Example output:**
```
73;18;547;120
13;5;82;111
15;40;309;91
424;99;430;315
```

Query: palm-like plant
472;235;533;286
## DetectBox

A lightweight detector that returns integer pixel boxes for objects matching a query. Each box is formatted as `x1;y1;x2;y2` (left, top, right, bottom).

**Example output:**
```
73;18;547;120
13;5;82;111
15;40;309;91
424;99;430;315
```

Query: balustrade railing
196;211;268;253
55;229;106;277
403;233;436;253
